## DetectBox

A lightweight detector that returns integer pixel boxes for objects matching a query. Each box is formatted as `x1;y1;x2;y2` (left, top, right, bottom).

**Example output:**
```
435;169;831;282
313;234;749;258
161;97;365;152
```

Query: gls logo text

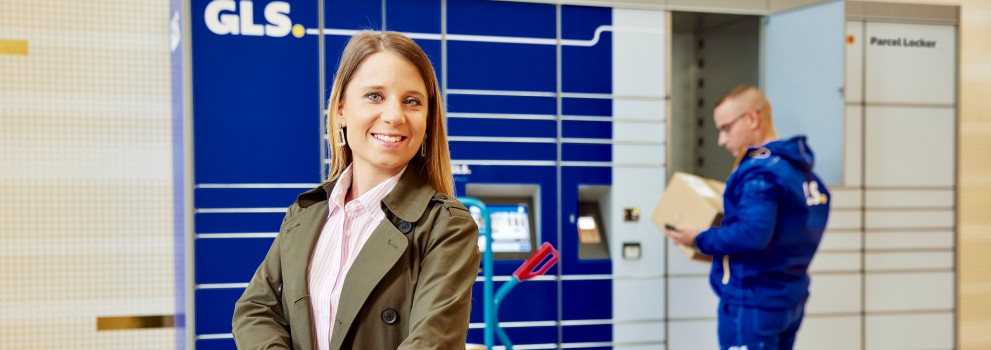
205;0;304;38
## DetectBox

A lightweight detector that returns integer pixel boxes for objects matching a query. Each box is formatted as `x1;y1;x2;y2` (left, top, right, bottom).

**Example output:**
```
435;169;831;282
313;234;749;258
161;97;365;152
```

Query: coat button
381;308;399;325
398;221;412;233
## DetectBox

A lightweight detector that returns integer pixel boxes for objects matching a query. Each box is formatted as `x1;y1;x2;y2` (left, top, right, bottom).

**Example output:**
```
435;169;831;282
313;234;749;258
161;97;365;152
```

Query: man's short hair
715;85;771;119
716;85;760;108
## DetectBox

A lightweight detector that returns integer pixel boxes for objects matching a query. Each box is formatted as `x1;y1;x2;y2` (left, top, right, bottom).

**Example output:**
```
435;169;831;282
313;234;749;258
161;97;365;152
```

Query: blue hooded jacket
694;136;830;309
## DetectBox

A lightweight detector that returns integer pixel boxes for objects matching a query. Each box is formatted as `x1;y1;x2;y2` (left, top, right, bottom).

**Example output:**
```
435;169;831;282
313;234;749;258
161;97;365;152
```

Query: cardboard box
651;172;725;262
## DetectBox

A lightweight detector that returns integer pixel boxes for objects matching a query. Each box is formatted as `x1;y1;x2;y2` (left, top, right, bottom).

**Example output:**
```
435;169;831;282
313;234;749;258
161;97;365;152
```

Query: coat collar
379;166;436;222
298;165;436;222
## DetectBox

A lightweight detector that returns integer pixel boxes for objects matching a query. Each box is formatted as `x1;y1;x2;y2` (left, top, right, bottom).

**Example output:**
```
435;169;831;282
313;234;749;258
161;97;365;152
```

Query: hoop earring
335;127;346;147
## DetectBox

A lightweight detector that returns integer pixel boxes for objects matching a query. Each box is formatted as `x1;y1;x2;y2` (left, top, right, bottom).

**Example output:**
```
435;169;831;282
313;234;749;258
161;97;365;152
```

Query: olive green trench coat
232;168;480;349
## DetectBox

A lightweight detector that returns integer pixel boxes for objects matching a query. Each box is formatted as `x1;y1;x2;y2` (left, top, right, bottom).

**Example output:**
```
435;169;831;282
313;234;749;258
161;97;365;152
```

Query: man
665;85;830;350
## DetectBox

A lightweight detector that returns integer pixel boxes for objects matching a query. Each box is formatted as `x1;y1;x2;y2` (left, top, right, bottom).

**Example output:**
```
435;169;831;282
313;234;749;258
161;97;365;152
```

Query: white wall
0;1;176;349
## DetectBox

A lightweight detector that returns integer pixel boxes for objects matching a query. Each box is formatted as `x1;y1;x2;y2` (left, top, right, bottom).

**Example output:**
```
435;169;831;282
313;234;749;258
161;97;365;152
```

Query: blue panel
467;326;559;346
324;34;350;81
450;141;556;161
447;94;556;115
562;6;612;94
562;120;611;140
195;188;308;209
414;38;443;93
195;339;237;350
195;238;273;284
386;0;440;33
468;326;558;346
195;288;243;335
562;166;611;185
448;118;556;139
562;49;612;92
326;0;382;30
454;177;468;198
195;213;285;233
461;164;557;183
560;166;612;275
562;143;611;162
448;42;556;92
447;0;555;38
197;339;237;350
469;280;558;323
192;0;322;184
563;98;612;117
322;33;346;126
562;5;611;40
562;280;612;320
563;324;613;344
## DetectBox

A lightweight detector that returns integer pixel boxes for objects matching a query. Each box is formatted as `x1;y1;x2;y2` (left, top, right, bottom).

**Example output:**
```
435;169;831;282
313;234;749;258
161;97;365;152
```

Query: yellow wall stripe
96;315;174;331
0;39;28;55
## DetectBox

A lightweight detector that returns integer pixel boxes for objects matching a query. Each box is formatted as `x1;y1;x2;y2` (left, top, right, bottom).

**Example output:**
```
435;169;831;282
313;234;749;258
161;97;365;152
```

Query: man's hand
664;224;701;247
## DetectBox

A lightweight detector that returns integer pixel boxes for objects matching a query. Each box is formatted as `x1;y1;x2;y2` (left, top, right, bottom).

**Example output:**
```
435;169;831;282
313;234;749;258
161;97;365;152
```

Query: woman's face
339;51;429;177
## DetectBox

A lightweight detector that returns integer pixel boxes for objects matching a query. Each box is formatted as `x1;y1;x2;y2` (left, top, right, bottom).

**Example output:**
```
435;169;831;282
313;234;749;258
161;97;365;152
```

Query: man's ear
747;110;761;130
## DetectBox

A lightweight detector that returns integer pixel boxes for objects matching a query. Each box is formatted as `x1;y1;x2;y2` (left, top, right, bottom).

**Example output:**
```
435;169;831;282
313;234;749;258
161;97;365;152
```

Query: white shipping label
683;175;719;199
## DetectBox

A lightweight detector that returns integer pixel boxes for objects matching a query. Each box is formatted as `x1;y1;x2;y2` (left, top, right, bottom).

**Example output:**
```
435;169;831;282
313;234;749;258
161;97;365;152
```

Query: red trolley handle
513;242;559;282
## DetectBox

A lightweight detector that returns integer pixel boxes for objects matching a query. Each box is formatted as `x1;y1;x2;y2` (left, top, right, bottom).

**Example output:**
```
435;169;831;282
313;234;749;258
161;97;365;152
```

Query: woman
232;31;480;350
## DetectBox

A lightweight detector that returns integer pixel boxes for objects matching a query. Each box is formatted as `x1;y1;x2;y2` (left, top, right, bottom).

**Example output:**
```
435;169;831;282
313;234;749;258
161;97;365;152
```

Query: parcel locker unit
178;1;958;349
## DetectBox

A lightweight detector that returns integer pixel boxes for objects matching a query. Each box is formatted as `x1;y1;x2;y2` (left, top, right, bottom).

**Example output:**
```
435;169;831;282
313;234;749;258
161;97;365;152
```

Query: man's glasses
717;110;751;134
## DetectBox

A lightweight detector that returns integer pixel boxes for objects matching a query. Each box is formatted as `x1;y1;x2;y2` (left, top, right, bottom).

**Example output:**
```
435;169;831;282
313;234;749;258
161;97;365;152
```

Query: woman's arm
399;207;481;349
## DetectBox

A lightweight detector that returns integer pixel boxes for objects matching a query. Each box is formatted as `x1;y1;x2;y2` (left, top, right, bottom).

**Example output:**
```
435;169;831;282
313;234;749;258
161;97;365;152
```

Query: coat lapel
328;221;408;350
281;199;329;350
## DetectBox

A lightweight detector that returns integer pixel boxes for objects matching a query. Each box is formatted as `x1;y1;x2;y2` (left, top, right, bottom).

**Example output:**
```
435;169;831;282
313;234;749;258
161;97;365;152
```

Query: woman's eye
365;92;383;101
404;97;422;107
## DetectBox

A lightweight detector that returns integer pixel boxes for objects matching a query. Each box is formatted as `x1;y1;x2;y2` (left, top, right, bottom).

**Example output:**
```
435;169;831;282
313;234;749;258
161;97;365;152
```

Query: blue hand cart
458;197;560;350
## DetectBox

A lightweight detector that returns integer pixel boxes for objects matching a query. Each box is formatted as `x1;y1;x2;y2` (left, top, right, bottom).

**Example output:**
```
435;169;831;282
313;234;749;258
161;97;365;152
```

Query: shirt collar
328;164;406;212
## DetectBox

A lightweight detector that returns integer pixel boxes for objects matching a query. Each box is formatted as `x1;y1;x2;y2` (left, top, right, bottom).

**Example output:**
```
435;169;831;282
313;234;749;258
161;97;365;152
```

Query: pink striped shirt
308;165;405;350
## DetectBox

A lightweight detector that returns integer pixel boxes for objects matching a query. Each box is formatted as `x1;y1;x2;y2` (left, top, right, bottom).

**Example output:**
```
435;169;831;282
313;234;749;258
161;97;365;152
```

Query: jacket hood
759;135;815;172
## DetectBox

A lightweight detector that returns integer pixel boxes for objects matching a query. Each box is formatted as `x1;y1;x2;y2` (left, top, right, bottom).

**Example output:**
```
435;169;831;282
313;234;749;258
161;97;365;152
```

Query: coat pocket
288;295;311;349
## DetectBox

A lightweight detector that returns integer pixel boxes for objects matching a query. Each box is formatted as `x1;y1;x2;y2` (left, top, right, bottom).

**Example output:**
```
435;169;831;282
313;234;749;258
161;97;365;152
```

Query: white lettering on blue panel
205;0;295;38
